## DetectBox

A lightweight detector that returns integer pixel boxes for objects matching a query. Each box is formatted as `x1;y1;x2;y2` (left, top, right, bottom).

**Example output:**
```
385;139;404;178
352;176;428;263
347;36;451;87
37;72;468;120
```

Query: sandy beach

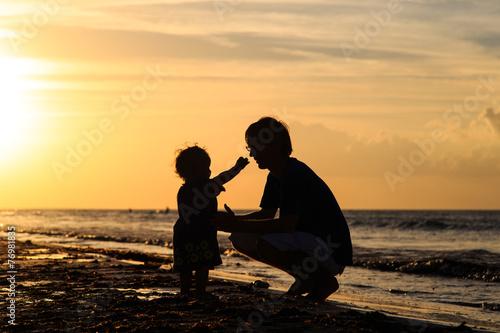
1;239;493;332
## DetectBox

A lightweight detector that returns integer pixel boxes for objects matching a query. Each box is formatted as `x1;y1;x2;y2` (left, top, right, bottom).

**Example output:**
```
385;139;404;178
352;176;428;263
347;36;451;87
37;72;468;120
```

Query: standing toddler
173;145;248;299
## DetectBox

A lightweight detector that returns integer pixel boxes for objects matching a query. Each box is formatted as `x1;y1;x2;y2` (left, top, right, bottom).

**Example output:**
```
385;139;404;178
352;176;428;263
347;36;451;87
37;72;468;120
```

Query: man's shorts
228;232;345;276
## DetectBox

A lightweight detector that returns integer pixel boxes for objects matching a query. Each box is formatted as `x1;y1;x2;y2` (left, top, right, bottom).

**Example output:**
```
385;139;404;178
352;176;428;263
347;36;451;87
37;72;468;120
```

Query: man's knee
229;232;261;255
229;234;264;263
255;238;279;258
230;241;246;255
228;232;247;252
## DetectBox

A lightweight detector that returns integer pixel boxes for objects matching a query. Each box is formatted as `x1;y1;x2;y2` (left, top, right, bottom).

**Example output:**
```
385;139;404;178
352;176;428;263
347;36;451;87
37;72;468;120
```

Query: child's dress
173;178;223;271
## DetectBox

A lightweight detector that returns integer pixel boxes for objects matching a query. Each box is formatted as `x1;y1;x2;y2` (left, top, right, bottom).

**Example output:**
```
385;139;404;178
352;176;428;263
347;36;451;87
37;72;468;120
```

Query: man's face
247;136;278;170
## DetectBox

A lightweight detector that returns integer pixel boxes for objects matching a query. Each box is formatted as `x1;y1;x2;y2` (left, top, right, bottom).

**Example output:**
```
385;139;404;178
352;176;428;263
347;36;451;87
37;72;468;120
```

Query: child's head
175;144;211;182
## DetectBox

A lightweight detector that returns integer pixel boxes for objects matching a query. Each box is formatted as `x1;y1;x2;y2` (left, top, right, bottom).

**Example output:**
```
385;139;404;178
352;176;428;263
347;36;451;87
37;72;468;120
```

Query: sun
0;56;38;162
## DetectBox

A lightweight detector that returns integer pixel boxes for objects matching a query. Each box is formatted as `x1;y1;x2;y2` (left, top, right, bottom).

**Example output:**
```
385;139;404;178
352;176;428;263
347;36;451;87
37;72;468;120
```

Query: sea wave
353;247;500;283
7;228;172;247
354;258;499;282
344;210;500;232
6;228;500;283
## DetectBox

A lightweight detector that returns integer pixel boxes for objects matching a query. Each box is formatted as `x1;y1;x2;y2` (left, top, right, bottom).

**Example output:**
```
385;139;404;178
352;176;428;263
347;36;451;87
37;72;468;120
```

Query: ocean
1;209;499;330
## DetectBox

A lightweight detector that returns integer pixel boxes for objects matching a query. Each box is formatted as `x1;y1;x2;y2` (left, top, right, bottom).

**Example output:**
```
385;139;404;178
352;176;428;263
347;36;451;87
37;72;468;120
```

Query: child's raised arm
212;157;249;187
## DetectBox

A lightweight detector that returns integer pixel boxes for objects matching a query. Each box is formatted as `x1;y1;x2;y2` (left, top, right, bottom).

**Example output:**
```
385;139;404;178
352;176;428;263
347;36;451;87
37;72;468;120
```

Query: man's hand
210;204;237;232
223;203;235;216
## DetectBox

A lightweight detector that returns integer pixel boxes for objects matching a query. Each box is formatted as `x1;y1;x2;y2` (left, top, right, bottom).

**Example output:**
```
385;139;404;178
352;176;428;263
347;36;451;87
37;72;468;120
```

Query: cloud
483;107;500;136
6;0;499;67
18;25;328;61
429;146;500;177
291;122;419;177
468;32;500;50
289;120;500;179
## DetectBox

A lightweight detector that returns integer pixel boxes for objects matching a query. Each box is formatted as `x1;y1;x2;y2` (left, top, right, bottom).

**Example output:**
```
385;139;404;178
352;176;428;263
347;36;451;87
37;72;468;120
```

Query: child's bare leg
180;270;192;296
195;266;218;300
194;266;209;293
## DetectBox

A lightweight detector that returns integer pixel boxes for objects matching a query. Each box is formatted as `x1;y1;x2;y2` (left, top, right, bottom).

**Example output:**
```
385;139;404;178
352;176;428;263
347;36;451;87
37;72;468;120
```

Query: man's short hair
245;117;292;156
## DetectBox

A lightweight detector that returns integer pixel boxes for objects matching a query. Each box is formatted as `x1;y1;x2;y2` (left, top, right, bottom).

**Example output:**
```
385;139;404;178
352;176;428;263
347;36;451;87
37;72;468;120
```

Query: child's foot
195;291;219;301
179;291;194;298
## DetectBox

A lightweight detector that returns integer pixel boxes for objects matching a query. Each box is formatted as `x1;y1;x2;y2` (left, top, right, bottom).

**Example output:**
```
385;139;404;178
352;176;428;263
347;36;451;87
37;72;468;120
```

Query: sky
0;0;499;210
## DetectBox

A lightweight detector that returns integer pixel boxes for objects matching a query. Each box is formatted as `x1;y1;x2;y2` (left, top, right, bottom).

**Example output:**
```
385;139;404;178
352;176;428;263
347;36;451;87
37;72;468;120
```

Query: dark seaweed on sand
0;240;481;332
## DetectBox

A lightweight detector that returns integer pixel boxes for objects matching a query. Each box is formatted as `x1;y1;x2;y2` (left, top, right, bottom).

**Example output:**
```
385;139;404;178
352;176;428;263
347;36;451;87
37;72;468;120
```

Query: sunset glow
0;1;499;210
0;57;39;163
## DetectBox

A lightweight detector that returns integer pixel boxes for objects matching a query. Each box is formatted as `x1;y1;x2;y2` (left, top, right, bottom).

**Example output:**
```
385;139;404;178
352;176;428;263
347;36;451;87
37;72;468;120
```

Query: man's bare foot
285;277;315;296
305;275;339;302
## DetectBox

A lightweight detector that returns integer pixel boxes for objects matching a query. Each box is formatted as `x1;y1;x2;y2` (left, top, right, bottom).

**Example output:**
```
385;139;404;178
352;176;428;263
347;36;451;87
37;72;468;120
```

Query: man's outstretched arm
236;208;278;221
211;204;298;234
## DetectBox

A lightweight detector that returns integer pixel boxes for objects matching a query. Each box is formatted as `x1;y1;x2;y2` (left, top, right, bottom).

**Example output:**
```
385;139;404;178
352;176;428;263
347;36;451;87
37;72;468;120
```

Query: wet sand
0;239;487;332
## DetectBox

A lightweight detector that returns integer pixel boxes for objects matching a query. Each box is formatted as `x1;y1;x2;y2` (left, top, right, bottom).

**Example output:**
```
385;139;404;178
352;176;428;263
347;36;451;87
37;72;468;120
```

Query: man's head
245;117;292;169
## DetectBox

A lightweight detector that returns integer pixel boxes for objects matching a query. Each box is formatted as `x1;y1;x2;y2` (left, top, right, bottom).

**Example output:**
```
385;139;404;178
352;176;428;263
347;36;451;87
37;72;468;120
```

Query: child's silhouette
173;145;249;299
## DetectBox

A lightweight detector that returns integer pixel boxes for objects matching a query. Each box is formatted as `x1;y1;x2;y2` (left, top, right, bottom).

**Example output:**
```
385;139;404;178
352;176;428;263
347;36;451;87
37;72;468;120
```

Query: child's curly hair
174;144;211;181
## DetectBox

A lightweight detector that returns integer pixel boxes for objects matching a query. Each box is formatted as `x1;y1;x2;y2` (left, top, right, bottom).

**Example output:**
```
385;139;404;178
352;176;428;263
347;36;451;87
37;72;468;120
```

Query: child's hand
235;157;250;170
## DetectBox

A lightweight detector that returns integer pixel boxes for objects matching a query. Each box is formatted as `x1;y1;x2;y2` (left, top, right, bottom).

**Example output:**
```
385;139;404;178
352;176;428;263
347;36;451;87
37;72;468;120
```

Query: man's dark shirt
260;158;353;266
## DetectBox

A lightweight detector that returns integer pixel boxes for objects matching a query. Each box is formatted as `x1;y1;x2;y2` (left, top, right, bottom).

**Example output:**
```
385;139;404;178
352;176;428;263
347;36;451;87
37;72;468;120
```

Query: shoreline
5;229;500;284
0;239;495;332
